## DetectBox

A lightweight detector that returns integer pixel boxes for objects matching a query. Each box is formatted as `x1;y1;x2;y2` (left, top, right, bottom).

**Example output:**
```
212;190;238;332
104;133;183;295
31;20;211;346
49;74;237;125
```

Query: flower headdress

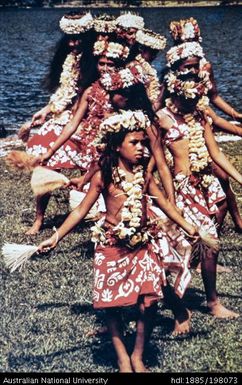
93;14;116;33
136;29;167;51
95;110;151;151
170;17;202;43
93;40;130;60
100;65;145;91
164;70;212;99
116;12;145;30
59;12;93;34
166;42;205;67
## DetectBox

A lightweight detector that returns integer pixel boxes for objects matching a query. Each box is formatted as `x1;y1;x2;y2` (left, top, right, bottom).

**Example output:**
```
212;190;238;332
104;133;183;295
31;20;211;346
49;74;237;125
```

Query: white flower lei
91;165;148;248
59;12;93;34
49;52;81;114
93;40;129;60
165;97;214;188
136;29;166;51
116;12;144;30
166;42;204;67
95;110;151;149
170;18;202;43
135;54;161;104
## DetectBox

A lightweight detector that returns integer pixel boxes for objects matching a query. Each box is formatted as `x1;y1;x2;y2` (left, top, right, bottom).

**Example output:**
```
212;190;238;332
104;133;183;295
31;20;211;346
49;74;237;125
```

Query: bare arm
204;121;242;184
38;172;103;251
39;88;90;163
148;176;196;235
210;95;242;121
206;106;242;136
146;123;175;204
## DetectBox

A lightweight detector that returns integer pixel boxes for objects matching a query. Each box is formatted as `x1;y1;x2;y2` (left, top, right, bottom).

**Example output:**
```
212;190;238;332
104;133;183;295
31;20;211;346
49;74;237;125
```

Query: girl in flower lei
37;110;198;372
24;38;129;235
157;75;242;319
165;49;242;233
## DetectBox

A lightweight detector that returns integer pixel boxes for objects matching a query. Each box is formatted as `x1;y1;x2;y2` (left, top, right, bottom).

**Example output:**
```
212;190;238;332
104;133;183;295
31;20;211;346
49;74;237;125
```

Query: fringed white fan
2;243;38;273
31;166;69;196
69;189;106;221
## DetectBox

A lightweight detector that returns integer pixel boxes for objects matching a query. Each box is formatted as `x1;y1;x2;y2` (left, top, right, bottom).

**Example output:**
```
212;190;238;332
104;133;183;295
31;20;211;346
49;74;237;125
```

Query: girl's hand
31;106;50;126
66;176;86;191
37;235;57;253
33;150;53;166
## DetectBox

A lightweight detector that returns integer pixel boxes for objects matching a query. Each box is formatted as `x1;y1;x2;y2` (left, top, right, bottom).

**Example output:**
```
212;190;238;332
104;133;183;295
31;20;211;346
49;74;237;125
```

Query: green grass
0;141;241;373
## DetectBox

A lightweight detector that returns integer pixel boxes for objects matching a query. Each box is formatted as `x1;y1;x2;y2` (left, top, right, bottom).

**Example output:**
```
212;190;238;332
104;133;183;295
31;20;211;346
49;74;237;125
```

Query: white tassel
31;166;69;196
2;243;38;273
198;228;220;252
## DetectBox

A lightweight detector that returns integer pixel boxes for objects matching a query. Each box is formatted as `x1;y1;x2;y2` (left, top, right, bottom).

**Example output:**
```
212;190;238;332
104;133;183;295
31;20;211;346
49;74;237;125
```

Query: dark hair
109;83;156;124
98;128;148;188
43;29;96;93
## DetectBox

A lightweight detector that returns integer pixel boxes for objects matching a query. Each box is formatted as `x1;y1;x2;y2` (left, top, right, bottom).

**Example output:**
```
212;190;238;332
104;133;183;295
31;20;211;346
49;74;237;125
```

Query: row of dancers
7;11;242;372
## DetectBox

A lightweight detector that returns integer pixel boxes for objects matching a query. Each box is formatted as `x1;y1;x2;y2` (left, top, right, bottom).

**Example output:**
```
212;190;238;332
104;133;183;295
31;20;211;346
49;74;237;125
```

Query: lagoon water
0;6;241;130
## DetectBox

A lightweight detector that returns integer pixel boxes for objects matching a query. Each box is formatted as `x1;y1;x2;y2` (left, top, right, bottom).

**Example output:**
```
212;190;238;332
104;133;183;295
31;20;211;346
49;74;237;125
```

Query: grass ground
0;140;241;373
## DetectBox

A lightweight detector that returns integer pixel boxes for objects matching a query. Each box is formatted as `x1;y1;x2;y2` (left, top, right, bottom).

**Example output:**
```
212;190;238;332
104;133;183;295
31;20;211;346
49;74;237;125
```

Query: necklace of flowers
165;97;214;188
49;51;81;114
112;164;149;248
135;54;161;104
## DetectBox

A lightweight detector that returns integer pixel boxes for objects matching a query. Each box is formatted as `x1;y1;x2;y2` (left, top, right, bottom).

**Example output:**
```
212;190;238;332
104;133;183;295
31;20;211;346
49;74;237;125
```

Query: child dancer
157;72;241;318
37;110;198;372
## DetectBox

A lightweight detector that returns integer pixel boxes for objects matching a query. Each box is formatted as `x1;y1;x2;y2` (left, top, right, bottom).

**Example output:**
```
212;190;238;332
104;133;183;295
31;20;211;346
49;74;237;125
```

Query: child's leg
201;249;239;318
105;308;133;373
131;300;157;372
162;283;191;335
26;193;51;235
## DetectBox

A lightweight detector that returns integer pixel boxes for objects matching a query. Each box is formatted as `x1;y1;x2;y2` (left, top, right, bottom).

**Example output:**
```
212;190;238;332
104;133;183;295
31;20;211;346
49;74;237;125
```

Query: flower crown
164;70;209;99
93;40;130;60
100;65;145;91
95;110;151;150
59;12;93;34
116;12;144;30
170;17;202;43
166;42;205;67
136;29;167;51
94;15;116;33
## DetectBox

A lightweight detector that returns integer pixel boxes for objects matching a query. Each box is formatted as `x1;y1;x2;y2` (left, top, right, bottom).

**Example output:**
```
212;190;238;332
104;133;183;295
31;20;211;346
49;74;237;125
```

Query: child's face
117;131;146;165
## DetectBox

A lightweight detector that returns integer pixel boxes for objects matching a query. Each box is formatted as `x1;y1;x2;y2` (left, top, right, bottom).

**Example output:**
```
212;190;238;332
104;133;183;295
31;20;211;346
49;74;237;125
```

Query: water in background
0;6;241;131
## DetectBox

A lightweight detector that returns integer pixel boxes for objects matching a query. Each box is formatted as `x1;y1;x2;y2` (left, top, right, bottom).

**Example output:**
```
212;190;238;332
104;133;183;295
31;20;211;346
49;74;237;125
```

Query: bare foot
208;302;239;319
173;308;192;336
131;355;149;373
196;262;232;274
25;219;43;235
118;358;133;373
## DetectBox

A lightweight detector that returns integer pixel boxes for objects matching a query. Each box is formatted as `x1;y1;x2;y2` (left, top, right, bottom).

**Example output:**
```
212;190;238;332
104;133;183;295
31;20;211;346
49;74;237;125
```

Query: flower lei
100;65;145;91
166;42;205;67
93;40;129;60
116;12;144;30
164;70;212;99
112;165;148;247
49;52;81;114
136;29;167;50
134;54;161;104
170;17;202;43
91;165;149;248
93;15;116;33
165;97;214;188
59;12;93;34
95;109;151;150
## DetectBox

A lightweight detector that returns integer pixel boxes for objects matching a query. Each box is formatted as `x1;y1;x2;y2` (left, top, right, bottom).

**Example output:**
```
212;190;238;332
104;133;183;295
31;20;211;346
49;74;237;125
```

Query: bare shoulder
91;170;104;190
156;109;174;131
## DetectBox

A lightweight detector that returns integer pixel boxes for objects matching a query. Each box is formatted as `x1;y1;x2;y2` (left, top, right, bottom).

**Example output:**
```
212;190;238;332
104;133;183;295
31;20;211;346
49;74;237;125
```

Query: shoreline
1;2;242;9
